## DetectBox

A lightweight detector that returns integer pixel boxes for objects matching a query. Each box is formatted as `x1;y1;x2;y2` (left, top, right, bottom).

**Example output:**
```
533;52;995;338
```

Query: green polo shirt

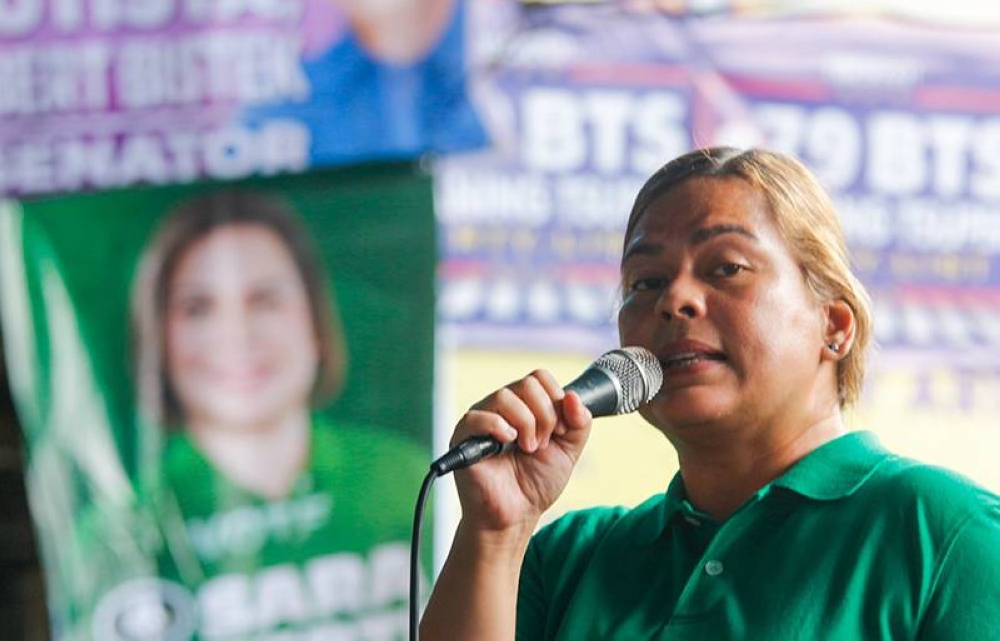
517;431;1000;640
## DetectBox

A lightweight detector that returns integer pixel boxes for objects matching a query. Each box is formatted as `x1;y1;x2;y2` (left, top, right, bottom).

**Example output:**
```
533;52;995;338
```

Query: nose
213;304;255;354
655;274;705;321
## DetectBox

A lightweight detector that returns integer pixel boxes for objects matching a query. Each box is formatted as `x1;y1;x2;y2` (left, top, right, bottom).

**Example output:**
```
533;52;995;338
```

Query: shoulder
526;493;667;578
517;495;667;639
867;455;1000;523
857;454;1000;567
160;432;207;481
529;506;629;560
868;461;1000;633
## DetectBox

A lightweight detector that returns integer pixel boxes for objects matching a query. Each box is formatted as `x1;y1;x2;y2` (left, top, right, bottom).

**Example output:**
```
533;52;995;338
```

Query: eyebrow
622;223;759;262
690;223;758;245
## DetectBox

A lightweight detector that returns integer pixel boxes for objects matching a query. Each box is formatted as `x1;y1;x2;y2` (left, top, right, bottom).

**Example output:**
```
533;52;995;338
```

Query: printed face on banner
165;224;320;434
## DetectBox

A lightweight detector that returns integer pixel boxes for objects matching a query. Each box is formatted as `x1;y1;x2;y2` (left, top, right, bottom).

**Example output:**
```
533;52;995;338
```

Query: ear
822;299;855;361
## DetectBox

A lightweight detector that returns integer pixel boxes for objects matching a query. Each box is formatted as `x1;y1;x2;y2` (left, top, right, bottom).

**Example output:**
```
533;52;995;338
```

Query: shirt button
704;560;724;576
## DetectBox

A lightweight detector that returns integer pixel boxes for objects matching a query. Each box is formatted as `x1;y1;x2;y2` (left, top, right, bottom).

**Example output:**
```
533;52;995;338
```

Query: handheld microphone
431;347;663;475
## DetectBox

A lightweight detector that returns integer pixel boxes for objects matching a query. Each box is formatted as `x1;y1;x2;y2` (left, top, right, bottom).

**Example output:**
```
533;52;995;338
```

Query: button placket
704;559;724;576
671;495;768;612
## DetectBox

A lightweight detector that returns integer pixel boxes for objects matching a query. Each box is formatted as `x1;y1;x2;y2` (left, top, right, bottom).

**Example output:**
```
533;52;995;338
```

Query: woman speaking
420;147;1000;640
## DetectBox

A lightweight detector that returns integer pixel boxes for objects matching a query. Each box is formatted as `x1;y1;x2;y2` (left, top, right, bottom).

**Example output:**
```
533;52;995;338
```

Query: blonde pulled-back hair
623;147;873;406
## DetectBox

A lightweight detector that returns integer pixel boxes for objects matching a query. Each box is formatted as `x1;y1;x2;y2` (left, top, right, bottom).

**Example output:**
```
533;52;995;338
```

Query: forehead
172;224;298;284
625;176;786;257
628;176;775;241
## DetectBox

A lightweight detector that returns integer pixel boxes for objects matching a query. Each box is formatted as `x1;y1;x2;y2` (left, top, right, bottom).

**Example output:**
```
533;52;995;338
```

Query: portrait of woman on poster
132;190;347;503
244;0;486;164
421;147;1000;640
118;189;426;638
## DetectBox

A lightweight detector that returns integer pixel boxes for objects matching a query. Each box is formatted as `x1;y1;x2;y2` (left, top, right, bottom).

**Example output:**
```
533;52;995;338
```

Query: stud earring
827;342;840;353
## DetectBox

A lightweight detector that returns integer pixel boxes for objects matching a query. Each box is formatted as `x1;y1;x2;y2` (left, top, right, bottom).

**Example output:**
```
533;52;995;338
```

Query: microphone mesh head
594;346;664;414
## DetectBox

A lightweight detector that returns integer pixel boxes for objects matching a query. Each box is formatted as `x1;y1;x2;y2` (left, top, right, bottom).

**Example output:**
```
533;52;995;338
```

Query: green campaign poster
0;162;436;641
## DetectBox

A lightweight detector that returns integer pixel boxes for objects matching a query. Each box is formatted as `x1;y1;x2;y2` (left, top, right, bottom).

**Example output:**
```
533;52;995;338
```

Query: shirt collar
634;472;690;545
771;430;891;500
642;431;890;543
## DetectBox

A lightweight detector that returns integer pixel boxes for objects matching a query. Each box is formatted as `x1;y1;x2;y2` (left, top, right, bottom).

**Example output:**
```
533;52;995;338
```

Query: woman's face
618;176;829;439
165;224;319;432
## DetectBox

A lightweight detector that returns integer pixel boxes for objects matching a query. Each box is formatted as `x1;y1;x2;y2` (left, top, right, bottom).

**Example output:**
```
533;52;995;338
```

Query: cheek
266;304;316;346
704;290;780;370
165;318;205;365
730;286;820;364
617;308;640;346
617;297;653;342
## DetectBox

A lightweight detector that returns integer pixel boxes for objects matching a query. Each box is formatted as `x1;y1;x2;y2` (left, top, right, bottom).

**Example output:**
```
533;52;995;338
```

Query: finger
464;384;542;452
560;391;593;445
470;369;558;410
461;369;566;453
499;371;568;452
451;408;519;448
518;371;562;449
529;369;581;438
530;369;565;401
470;373;557;452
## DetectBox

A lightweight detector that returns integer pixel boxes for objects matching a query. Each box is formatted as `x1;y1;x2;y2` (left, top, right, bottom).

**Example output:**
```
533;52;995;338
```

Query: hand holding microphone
434;347;663;474
438;347;663;531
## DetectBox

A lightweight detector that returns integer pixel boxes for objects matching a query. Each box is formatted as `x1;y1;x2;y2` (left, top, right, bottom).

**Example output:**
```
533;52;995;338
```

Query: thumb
560;391;593;442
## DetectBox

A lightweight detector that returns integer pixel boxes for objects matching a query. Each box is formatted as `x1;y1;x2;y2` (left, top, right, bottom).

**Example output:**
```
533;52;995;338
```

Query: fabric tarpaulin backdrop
0;0;486;198
0;162;437;641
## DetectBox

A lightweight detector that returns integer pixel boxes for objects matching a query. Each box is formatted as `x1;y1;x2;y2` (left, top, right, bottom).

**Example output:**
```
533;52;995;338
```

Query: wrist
453;517;537;567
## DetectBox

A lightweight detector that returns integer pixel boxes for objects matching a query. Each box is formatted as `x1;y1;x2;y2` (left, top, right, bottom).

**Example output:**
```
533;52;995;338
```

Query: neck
188;410;312;500
673;412;846;522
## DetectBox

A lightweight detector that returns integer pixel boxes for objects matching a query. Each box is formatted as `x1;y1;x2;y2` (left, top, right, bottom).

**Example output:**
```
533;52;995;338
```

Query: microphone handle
430;368;619;475
563;366;619;418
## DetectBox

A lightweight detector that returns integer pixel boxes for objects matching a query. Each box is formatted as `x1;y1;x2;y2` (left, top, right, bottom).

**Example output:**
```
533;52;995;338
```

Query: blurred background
433;0;1000;561
2;1;999;639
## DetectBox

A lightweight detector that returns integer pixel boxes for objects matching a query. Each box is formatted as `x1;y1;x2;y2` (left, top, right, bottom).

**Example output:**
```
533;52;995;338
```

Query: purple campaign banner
0;0;486;197
436;2;1000;364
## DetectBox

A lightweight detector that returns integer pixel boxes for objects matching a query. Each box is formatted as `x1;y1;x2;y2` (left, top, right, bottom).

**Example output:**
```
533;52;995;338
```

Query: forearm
420;373;591;640
420;519;535;641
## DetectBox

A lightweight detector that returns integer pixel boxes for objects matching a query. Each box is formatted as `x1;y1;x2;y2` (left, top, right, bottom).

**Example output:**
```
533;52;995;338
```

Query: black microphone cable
410;438;504;641
409;468;437;641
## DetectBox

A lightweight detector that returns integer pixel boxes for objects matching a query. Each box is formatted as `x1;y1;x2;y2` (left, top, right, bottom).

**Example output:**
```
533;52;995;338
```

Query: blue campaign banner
437;2;1000;365
0;0;486;197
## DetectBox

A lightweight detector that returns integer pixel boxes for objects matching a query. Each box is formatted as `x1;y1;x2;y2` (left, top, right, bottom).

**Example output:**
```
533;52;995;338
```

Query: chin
200;401;282;431
643;394;735;431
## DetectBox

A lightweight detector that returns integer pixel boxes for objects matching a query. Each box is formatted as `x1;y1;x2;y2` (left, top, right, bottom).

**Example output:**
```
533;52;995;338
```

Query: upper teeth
666;352;699;366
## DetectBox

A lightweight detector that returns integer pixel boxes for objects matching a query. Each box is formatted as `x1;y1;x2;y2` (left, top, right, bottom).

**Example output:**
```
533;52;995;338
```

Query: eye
628;276;667;292
175;295;213;318
712;262;746;278
250;288;283;310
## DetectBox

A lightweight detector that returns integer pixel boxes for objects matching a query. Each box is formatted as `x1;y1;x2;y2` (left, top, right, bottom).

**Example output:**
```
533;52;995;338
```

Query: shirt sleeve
917;502;1000;640
516;535;548;641
514;507;632;641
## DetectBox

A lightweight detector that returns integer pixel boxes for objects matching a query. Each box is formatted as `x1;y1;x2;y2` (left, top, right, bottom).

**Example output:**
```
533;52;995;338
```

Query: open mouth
662;352;726;371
